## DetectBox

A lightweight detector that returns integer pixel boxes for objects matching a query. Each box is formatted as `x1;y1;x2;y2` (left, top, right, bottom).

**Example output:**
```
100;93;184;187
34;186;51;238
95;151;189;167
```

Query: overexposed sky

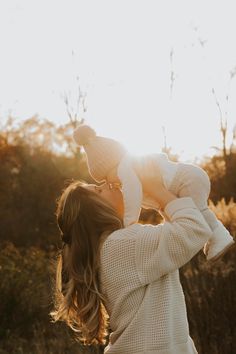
0;0;236;162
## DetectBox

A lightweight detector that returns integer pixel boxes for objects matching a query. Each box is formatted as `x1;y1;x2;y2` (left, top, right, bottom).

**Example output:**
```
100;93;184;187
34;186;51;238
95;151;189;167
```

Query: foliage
180;246;236;354
208;198;236;235
0;243;50;338
202;152;236;203
0;242;103;354
0;117;93;247
0;115;82;157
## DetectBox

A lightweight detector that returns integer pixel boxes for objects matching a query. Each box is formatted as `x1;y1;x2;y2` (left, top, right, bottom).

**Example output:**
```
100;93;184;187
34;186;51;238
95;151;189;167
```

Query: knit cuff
164;197;197;219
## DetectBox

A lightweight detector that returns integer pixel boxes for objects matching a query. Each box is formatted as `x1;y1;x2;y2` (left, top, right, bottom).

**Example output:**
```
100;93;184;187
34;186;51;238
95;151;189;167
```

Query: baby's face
106;166;121;185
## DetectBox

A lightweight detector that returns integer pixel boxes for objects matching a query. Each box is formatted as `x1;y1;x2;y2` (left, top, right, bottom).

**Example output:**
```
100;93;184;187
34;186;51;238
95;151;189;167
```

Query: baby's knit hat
73;124;127;182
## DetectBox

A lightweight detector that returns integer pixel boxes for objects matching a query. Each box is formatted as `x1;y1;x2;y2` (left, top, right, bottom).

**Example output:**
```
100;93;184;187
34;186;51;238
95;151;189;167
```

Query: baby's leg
169;163;218;231
175;164;218;231
168;163;234;261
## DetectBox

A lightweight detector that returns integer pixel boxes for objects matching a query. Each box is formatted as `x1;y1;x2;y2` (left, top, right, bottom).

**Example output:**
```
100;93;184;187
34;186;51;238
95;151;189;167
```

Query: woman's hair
50;180;123;346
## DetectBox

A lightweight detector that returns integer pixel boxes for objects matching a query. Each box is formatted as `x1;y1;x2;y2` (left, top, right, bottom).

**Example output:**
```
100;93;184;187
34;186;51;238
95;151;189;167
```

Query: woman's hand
133;154;177;209
135;155;165;196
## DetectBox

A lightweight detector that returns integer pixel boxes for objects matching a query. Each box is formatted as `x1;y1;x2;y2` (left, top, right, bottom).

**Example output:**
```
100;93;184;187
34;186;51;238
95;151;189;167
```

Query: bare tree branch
62;76;86;129
169;47;175;100
212;88;228;161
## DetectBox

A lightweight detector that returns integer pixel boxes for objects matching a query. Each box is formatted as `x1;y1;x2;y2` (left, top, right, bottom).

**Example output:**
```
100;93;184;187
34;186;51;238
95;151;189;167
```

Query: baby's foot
203;222;235;262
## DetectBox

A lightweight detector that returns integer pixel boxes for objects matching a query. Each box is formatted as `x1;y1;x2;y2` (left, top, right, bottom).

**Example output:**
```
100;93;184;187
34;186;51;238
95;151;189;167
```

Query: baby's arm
117;154;143;227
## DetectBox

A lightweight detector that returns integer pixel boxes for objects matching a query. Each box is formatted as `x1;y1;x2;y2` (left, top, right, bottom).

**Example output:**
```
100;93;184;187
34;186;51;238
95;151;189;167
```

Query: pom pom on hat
73;124;96;146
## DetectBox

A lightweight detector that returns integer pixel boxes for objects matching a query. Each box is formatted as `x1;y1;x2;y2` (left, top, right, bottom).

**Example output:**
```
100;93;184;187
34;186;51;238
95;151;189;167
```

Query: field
0;118;235;353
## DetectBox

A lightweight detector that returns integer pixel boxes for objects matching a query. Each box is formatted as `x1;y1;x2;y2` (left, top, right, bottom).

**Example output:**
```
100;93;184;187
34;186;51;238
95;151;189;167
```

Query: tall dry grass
180;198;236;354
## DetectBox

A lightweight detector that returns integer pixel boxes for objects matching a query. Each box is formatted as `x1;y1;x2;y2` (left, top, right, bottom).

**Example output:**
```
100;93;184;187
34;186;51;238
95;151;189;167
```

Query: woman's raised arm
134;197;213;285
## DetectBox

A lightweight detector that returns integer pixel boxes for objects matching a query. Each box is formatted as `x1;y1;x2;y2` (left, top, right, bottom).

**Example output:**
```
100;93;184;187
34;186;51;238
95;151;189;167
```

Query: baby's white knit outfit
99;197;213;353
117;153;234;261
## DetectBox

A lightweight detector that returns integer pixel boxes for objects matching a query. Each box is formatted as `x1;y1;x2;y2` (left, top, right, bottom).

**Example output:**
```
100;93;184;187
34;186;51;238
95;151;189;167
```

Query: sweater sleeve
117;154;143;227
135;197;212;285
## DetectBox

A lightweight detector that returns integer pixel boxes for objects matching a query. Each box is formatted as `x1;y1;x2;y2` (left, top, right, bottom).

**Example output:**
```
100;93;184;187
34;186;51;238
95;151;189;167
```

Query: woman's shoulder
105;223;145;242
107;224;140;240
100;225;139;262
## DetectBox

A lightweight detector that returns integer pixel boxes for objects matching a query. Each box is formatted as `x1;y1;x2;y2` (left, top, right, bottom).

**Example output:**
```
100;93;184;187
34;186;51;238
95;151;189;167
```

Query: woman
50;161;212;353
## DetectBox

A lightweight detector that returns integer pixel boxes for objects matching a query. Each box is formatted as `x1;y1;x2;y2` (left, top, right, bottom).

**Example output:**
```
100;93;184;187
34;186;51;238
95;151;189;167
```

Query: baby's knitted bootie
203;221;235;262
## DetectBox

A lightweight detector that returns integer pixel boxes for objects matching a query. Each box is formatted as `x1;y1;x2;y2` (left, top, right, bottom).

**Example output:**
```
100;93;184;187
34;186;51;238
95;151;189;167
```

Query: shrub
0;242;104;354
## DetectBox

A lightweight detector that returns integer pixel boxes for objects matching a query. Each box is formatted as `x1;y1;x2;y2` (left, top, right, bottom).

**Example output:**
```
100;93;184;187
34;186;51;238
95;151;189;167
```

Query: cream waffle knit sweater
99;197;213;354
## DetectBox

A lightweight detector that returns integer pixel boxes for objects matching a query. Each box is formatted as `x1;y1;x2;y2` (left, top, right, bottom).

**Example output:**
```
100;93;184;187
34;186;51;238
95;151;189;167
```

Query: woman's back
99;196;211;353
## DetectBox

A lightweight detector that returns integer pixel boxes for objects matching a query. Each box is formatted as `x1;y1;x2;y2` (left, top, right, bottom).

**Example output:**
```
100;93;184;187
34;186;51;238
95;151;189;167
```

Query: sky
0;0;236;162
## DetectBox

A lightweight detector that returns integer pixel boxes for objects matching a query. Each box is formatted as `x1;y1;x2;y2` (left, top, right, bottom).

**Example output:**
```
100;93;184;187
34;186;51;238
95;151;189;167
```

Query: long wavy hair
50;180;123;345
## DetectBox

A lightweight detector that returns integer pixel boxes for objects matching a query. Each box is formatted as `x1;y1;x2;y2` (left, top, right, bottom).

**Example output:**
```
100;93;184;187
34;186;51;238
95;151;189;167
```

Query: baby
73;124;235;262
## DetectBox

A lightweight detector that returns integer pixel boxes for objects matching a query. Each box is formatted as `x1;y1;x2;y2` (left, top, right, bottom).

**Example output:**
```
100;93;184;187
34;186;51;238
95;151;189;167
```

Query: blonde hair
50;180;123;345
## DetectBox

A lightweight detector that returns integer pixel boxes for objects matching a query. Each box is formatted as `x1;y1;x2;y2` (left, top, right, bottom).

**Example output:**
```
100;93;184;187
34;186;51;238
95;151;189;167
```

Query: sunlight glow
0;0;236;162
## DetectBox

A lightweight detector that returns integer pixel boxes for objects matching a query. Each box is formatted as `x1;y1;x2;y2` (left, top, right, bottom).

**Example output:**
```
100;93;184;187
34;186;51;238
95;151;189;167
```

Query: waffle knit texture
99;197;212;353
